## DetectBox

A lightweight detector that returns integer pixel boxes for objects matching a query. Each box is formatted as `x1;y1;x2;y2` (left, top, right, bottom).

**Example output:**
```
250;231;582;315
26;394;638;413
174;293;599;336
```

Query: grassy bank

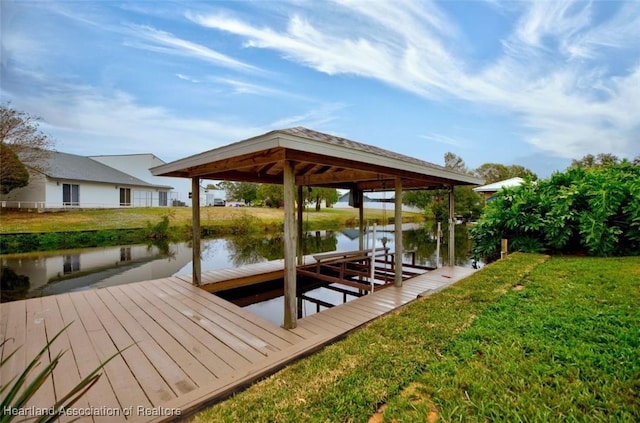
194;253;640;422
0;207;423;254
0;207;419;233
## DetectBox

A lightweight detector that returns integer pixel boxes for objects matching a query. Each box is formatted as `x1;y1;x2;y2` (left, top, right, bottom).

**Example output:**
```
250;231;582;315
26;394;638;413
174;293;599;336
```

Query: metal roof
473;177;524;193
151;127;483;190
32;151;173;189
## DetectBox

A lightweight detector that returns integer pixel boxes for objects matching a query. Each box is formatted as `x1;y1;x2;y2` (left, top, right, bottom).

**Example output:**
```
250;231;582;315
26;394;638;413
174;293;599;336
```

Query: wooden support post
297;296;303;319
370;222;377;292
191;176;201;286
297;185;304;265
448;186;455;268
394;177;403;287
501;239;508;259
435;221;442;268
283;160;297;329
358;198;364;251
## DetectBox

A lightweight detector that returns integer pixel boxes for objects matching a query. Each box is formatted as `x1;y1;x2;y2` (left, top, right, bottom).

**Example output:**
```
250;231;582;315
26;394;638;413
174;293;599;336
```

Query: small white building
1;151;173;209
473;177;525;201
334;190;421;213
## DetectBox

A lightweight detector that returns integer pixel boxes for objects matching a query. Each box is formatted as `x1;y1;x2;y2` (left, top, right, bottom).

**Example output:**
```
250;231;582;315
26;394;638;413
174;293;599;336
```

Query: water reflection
1;223;477;303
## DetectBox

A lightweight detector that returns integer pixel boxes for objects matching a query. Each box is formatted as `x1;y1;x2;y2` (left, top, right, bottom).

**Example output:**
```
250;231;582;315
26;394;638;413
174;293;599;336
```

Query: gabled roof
473;177;524;193
31;151;172;189
152;127;483;191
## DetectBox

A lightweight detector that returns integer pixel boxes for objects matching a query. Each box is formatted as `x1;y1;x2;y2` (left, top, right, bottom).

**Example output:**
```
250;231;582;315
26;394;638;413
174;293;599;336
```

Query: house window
159;191;168;207
120;188;131;206
62;184;79;206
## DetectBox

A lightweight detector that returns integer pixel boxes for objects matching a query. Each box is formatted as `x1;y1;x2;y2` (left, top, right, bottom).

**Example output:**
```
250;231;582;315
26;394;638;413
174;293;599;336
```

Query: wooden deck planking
154;281;294;351
2;263;475;422
1;300;27;404
94;288;196;399
108;285;231;383
162;276;316;345
25;298;56;408
83;290;177;404
189;260;287;293
55;293;126;422
126;282;266;364
39;295;95;423
150;281;277;355
70;290;153;411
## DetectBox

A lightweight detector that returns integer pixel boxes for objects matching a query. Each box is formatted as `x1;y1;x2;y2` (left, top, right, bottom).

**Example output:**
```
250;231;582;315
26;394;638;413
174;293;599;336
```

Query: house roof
32;151;173;189
473;177;525;193
151;127;483;191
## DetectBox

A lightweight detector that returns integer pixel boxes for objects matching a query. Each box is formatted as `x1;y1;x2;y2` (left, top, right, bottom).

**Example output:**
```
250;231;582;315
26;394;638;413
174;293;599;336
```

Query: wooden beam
394;177;403;287
285;149;472;188
283;160;297;329
187;148;285;177
358;191;364;251
297;185;303;266
296;169;388;186
191;177;201;286
196;170;282;185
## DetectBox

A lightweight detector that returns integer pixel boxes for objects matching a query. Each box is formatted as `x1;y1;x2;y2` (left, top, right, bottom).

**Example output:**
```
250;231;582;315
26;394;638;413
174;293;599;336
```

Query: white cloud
187;1;639;160
419;133;467;148
268;102;345;129
8;77;345;161
124;25;262;73
176;73;200;83
4;0;638;167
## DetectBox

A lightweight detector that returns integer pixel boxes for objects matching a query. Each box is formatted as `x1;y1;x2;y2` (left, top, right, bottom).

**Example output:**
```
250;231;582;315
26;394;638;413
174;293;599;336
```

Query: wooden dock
0;263;475;422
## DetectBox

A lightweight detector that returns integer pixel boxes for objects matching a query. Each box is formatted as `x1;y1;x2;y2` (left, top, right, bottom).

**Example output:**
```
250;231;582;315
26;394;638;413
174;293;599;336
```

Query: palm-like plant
1;322;124;423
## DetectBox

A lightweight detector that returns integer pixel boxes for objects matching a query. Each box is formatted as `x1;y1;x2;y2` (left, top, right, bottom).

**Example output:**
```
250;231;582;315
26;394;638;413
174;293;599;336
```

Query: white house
0;151;173;209
90;154;224;207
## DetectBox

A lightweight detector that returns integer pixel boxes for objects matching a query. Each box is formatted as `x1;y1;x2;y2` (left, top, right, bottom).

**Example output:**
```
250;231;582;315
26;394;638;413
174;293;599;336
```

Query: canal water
1;224;478;325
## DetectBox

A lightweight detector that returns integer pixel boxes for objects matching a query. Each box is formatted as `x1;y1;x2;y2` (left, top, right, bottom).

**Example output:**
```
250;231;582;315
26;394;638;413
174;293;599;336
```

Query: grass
0;207;417;234
193;253;640;422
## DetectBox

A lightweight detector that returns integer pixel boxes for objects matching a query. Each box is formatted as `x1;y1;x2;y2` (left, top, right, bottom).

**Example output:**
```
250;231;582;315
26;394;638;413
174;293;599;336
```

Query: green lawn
193;253;640;422
0;207;414;233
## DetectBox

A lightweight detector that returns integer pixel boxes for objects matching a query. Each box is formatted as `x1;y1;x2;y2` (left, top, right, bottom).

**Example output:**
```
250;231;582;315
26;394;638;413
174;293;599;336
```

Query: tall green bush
472;162;640;261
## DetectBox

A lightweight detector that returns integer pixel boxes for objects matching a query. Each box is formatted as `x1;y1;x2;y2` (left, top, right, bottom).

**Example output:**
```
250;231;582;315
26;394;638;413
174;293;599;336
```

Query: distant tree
474;163;537;184
444;153;483;221
257;184;284;208
235;182;258;204
570;153;620;168
403;152;483;221
219;181;258;204
634;156;640;166
0;144;29;194
305;187;339;211
403;190;434;211
0;104;54;193
444;152;468;173
0;105;54;164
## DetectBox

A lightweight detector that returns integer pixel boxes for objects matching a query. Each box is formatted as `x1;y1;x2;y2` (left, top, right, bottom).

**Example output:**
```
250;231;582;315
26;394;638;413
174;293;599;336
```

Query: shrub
472;162;640;261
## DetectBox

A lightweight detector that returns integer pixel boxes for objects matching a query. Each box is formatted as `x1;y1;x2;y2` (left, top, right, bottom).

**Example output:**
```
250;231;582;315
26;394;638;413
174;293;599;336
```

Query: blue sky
2;0;639;178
